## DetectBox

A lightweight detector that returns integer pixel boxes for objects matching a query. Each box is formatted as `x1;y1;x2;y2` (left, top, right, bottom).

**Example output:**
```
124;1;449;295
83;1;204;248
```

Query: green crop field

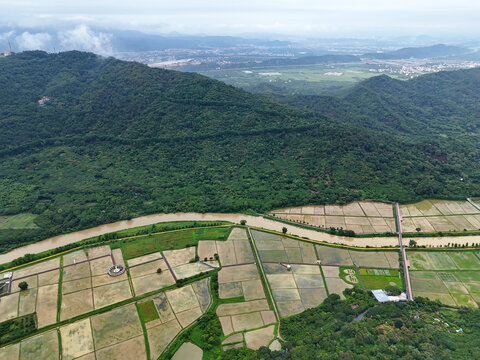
409;251;480;308
362;276;403;290
114;227;233;259
137;300;160;323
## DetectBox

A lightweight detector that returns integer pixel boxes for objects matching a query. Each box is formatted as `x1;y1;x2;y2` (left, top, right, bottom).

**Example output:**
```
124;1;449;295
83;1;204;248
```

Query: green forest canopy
0;51;479;252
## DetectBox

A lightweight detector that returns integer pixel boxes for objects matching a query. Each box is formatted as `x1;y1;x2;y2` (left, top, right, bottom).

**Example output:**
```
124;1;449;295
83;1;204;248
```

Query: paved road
395;203;413;300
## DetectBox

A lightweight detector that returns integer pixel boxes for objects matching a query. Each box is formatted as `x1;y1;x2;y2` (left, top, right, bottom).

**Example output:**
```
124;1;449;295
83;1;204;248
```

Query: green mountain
271;68;480;138
0;51;479;252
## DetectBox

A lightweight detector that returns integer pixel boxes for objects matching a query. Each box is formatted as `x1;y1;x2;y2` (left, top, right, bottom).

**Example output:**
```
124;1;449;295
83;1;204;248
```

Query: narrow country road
395;203;413;300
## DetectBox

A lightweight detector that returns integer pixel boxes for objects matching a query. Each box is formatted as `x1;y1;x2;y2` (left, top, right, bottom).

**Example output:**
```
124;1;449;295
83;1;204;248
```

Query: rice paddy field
270;201;396;234
146;279;211;359
250;229;400;316
399;200;480;233
271;200;480;235
0;224;406;358
408;250;480;307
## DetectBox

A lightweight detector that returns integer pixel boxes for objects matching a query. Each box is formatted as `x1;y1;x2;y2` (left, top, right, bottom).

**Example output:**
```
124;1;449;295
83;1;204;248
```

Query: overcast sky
1;0;480;38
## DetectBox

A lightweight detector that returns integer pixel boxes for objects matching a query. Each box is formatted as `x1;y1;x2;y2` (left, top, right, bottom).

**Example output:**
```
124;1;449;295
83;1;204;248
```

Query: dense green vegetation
137;300;160;323
1;51;479;253
224;289;480;359
0;313;37;346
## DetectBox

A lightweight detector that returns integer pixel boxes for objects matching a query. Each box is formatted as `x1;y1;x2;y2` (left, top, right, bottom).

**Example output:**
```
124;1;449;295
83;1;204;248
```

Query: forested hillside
0;51;479;251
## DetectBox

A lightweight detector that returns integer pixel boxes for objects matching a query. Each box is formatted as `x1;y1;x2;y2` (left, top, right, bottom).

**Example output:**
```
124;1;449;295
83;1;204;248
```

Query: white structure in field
372;289;407;303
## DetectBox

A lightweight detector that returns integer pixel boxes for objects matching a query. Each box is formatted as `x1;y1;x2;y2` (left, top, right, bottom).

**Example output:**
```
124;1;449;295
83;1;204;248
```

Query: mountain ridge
0;51;479;252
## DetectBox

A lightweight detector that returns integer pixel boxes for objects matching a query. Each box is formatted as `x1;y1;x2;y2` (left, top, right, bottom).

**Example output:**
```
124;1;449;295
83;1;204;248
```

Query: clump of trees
18;281;28;291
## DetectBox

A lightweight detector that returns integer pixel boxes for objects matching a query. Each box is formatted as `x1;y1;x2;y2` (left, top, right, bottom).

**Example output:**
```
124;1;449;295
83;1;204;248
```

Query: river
1;212;478;264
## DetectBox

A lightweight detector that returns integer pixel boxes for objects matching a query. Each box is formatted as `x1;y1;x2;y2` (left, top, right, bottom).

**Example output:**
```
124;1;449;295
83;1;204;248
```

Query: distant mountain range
0;51;479;252
363;44;470;59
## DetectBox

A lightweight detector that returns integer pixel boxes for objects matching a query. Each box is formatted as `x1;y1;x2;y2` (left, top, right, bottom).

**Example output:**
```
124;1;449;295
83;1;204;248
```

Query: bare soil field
91;304;143;350
231;312;264;332
217;299;269;316
400;200;480;233
270;202;394;234
60;318;94;360
172;261;216;279
18;287;37;316
20;330;59;360
166;285;199;313
324;278;353;299
216;228;254;265
244;325;275;350
218;264;259;283
242;279;265;301
60;288;94;320
93;280;132;309
176;306;203;327
91;272;127;287
147;318;182;360
163;247;195;268
0;292;19;322
219;281;243;299
171;342;203;360
62;277;91;294
131;268;175;296
89;256;113;276
36;284;58;328
197;240;217;260
0;343;19;360
96;335;146;360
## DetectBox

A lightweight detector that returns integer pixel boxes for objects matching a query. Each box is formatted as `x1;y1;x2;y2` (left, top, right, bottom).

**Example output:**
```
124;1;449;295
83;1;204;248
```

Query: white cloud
15;32;51;50
0;31;15;40
58;25;112;55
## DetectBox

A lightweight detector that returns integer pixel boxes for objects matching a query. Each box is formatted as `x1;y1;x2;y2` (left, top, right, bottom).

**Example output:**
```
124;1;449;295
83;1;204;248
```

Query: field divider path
246;227;284;341
221;262;255;268
467;198;480;212
11;253;111;282
197;261;220;269
125;257;164;269
162;255;177;282
396;202;413;301
353;262;366;290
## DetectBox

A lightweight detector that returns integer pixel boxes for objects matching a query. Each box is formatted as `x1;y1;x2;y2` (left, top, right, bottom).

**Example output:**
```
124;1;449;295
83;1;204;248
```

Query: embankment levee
1;212;480;265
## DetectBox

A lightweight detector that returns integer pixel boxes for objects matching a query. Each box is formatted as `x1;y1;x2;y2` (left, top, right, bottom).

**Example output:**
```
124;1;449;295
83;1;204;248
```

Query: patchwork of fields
9;222;474;359
270;202;396;234
216;228;278;350
251;229;401;317
409;250;480;308
271;200;480;235
400;200;480;233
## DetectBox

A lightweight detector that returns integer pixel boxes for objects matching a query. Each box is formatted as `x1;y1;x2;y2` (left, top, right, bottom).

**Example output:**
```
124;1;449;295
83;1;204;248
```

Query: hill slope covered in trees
0;51;479;251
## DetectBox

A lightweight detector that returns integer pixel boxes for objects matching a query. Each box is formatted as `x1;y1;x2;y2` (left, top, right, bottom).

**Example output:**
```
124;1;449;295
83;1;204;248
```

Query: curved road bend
395;203;413;301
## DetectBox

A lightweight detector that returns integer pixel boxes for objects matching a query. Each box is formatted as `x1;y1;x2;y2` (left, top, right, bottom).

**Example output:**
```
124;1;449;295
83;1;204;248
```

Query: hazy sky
1;0;480;38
